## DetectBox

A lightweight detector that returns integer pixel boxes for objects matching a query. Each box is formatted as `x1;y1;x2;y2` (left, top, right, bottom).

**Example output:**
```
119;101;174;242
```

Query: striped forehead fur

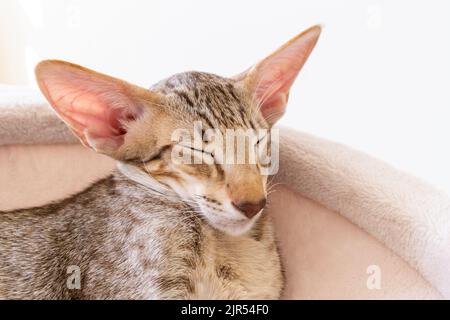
151;71;266;130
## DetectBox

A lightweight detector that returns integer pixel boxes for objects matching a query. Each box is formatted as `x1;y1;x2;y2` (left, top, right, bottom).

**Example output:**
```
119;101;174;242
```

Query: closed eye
255;134;267;146
178;144;214;157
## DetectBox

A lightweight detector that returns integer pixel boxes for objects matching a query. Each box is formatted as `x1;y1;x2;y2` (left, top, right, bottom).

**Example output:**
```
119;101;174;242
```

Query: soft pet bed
0;85;449;299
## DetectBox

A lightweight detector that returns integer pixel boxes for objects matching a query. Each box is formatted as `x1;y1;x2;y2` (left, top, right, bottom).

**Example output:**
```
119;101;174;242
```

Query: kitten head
35;25;321;236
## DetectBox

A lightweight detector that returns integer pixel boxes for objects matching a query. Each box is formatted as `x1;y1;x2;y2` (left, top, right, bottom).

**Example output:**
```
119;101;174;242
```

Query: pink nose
232;198;266;219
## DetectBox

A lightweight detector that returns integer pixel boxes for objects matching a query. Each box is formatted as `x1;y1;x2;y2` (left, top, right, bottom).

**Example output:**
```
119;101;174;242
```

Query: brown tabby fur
0;26;321;299
0;70;282;299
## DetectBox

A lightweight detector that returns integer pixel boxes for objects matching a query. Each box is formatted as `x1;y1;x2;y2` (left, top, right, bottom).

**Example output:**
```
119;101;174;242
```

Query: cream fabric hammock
1;85;449;299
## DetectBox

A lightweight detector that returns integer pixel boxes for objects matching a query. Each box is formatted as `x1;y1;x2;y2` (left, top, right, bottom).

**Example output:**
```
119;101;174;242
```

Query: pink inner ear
37;63;142;151
45;83;129;147
252;26;321;124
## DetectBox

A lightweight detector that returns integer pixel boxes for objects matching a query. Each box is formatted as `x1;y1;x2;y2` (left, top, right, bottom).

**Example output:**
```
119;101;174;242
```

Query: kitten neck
116;161;178;198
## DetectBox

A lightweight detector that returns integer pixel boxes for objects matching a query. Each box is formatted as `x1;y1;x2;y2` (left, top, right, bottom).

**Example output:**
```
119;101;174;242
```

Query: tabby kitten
0;26;321;299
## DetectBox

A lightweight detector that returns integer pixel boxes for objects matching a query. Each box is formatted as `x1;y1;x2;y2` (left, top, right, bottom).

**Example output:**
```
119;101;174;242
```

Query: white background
0;0;449;194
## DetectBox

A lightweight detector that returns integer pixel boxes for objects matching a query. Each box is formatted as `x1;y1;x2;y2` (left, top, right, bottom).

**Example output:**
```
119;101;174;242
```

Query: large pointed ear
236;25;321;125
35;60;163;156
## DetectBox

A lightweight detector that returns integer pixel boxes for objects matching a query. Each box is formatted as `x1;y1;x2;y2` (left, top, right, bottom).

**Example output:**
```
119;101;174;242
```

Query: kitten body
0;26;321;299
0;172;281;299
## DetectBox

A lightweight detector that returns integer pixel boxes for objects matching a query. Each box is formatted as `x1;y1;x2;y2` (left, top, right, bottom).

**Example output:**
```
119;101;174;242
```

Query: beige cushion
1;84;448;299
0;144;441;299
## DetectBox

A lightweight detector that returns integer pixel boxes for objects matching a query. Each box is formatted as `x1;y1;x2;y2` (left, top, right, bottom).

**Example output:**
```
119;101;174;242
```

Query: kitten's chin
204;213;261;237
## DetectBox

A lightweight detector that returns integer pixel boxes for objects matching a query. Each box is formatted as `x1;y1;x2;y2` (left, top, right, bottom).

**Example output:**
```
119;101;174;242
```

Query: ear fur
237;25;322;125
35;60;163;156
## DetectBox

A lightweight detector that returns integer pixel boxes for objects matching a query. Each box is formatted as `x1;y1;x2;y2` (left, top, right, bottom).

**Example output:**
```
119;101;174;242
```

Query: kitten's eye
179;144;214;157
255;134;267;146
